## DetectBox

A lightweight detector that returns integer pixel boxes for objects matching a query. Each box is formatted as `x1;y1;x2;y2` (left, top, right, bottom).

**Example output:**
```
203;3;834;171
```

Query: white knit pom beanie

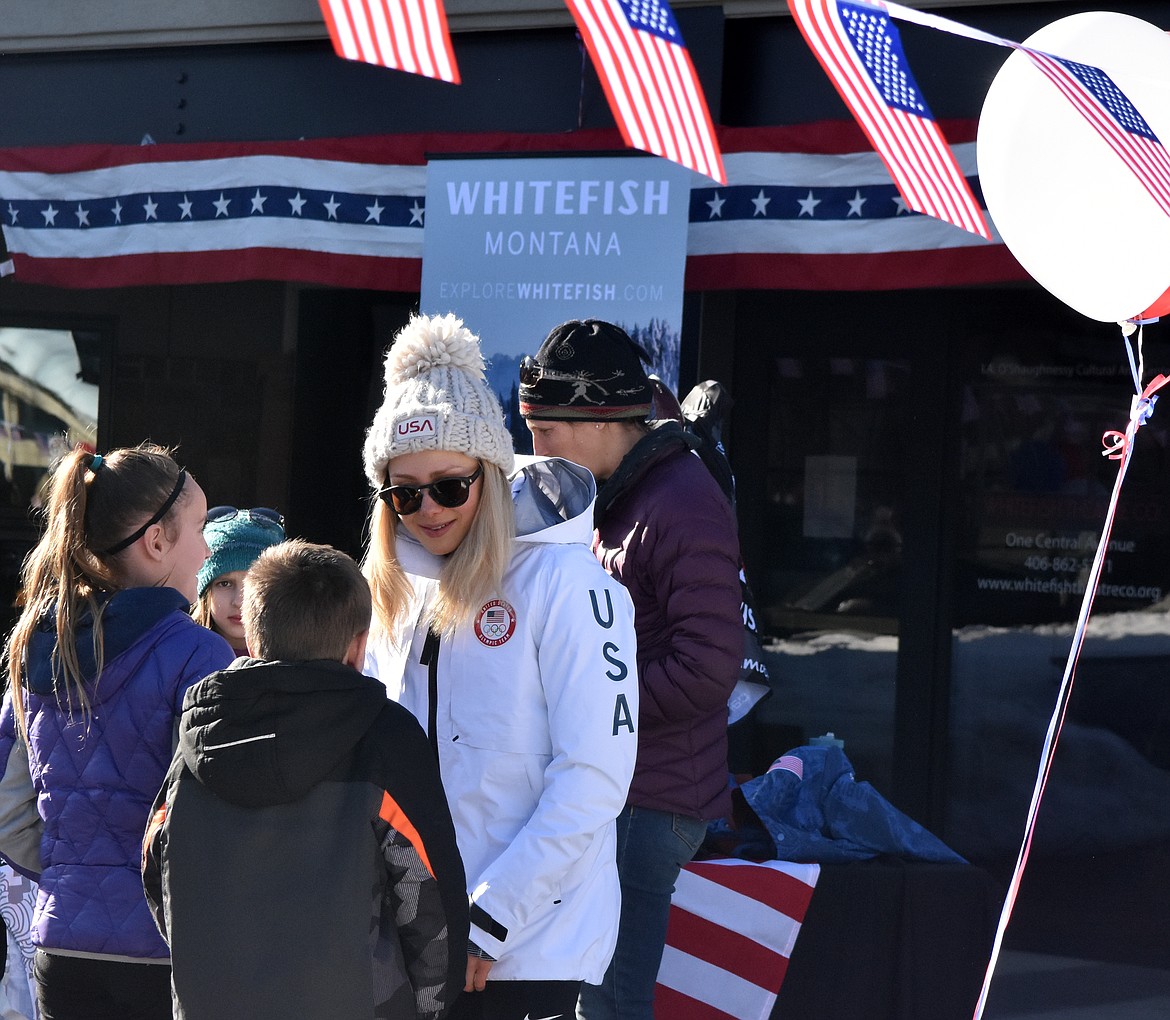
364;313;515;488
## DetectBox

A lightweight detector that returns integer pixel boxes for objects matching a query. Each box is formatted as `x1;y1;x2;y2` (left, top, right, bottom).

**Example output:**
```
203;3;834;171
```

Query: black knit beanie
518;319;653;421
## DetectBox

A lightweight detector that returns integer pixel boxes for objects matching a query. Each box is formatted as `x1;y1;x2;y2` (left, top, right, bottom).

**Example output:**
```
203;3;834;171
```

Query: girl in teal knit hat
192;507;285;655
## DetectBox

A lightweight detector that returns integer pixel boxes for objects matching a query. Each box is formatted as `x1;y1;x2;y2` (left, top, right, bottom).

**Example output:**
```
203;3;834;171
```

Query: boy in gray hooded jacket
143;539;468;1020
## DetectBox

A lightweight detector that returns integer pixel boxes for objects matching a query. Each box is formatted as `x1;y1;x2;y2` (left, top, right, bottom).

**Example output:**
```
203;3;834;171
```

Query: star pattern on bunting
686;182;969;223
6;171;973;237
797;190;820;217
2;187;428;231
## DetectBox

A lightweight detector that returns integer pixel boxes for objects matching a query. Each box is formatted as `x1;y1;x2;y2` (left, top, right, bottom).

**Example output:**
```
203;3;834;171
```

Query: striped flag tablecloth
655;858;820;1020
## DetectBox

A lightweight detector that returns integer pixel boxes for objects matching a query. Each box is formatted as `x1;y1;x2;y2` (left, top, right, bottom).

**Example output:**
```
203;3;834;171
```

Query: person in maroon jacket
519;319;743;1020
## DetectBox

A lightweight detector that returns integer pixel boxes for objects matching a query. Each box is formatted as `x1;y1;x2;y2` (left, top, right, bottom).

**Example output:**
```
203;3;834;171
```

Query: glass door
948;318;1170;971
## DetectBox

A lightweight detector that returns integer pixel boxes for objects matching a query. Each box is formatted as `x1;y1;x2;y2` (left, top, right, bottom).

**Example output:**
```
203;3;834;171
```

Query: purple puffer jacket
0;587;234;962
593;425;742;821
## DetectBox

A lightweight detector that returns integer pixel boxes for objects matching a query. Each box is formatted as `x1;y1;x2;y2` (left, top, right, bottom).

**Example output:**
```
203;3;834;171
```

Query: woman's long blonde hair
4;443;186;739
364;461;514;639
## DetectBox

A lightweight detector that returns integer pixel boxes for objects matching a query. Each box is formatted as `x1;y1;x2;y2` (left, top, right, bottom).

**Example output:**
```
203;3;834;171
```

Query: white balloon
977;12;1170;322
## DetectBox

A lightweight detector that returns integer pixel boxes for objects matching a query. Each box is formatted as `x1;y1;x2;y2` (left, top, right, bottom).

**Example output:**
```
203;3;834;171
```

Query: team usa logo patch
474;599;516;647
395;414;437;440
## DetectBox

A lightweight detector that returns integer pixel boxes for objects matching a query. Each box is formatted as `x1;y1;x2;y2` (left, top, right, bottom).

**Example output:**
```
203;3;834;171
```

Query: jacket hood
594;422;695;523
394;455;596;578
179;658;388;808
510;455;596;545
26;586;194;698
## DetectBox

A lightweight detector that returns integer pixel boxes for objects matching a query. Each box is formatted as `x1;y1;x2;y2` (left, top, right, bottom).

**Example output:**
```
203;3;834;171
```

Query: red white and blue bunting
0;125;1025;292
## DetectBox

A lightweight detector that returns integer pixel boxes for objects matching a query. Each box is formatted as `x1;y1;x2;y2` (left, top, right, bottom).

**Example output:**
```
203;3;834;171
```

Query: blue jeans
577;806;708;1020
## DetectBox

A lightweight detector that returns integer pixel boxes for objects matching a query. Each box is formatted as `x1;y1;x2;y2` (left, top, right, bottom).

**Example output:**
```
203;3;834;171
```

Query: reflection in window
947;333;1170;970
956;345;1170;627
752;355;909;797
761;355;909;636
0;328;99;513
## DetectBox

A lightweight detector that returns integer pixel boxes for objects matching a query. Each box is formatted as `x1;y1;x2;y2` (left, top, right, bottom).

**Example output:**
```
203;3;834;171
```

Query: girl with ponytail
0;443;234;1020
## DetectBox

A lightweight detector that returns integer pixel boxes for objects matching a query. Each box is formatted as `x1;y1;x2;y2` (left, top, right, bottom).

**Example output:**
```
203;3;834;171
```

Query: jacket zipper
419;628;441;765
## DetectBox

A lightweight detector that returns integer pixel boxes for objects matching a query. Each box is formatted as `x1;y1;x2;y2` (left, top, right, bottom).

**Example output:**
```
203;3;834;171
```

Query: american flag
1020;51;1170;218
317;0;460;84
768;754;804;779
564;0;726;183
655;858;819;1019
873;0;1170;226
787;0;991;240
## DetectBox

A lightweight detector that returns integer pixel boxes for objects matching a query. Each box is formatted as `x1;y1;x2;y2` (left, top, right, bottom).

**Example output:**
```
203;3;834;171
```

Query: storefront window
760;355;907;632
0;326;100;513
947;326;1170;968
752;353;909;796
955;347;1169;628
727;289;1167;997
0;325;102;637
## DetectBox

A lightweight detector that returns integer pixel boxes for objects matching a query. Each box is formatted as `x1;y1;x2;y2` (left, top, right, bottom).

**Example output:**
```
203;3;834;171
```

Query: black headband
100;469;187;556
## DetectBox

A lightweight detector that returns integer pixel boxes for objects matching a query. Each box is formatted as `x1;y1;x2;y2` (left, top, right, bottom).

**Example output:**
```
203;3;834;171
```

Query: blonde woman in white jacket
362;313;638;1020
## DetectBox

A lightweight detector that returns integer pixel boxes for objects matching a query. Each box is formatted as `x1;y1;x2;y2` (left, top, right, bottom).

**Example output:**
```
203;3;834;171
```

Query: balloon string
1124;330;1141;393
971;335;1170;1020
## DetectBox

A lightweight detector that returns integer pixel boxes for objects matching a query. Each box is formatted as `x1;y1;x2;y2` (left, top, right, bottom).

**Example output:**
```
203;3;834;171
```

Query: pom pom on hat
197;512;286;599
364;313;515;488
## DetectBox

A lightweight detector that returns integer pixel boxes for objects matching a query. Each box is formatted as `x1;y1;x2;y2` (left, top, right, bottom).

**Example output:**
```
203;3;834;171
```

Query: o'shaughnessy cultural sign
420;155;693;448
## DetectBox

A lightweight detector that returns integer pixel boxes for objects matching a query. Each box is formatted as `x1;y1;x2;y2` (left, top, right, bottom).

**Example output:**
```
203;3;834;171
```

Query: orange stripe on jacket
142;804;166;870
379;790;435;879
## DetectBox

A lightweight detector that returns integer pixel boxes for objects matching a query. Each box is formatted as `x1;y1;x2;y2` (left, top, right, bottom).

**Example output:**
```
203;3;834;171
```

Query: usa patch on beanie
363;313;515;487
518;319;653;421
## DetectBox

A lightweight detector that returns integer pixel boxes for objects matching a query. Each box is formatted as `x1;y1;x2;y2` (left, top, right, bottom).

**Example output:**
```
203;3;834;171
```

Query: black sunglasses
380;464;483;516
518;356;590;387
519;356;543;387
206;506;285;528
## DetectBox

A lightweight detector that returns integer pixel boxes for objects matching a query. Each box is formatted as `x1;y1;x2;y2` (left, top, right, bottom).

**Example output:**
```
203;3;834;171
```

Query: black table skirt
772;858;1001;1020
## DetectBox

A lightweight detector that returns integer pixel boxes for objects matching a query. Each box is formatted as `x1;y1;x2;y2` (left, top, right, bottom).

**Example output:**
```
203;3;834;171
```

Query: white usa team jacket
365;456;638;983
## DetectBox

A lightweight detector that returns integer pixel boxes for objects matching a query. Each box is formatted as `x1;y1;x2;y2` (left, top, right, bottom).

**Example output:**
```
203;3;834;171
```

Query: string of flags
317;0;460;83
563;0;725;185
787;0;991;240
318;0;725;183
786;0;1170;238
317;0;1170;236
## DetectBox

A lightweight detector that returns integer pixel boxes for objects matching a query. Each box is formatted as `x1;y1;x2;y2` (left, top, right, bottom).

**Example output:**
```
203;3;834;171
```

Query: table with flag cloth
656;856;999;1020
